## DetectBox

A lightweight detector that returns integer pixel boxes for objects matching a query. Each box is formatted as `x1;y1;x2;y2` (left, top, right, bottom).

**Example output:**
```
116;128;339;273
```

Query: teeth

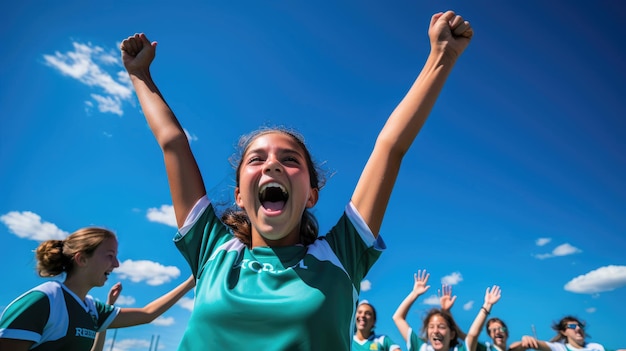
260;182;286;193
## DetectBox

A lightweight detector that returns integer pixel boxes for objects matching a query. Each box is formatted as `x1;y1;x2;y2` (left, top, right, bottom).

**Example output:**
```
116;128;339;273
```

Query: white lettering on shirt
237;258;308;274
75;327;96;339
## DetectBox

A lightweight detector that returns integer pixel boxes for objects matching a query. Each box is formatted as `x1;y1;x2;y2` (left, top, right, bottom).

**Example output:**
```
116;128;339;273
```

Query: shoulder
584;343;605;351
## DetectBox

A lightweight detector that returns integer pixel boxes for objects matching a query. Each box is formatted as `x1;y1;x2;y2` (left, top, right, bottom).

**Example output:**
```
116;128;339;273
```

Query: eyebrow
246;147;303;157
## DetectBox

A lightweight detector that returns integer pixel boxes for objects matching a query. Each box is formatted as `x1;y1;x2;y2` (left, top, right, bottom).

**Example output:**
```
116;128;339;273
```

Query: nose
264;157;282;173
113;256;120;268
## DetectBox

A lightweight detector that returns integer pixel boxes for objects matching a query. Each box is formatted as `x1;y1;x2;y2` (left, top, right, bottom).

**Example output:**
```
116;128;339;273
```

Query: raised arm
91;282;123;351
392;270;431;342
466;286;501;351
439;284;466;340
351;11;473;236
121;34;206;227
109;275;195;328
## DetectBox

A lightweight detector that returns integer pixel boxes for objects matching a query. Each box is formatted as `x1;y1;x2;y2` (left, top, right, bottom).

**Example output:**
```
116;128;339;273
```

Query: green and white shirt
406;328;471;351
174;196;385;350
548;342;606;351
0;281;119;351
353;334;401;351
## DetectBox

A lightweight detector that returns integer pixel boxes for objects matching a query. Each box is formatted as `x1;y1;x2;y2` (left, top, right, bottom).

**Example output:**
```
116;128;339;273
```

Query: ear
235;187;244;209
306;187;319;208
73;252;88;267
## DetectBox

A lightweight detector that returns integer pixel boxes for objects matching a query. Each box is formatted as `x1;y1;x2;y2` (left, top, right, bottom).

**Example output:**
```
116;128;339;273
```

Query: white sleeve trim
345;201;386;250
179;196;211;236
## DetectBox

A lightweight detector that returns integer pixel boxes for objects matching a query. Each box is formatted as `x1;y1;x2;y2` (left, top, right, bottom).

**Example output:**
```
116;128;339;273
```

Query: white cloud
107;338;151;351
114;259;181;286
91;94;123;116
536;237;551;246
463;300;474;311
564;265;626;294
152;316;175;326
115;295;136;306
585;307;596;313
553;243;582;256
535;243;582;260
43;41;133;116
177;297;194;311
441;272;463;286
184;128;198;142
360;279;371;292
422;295;440;306
146;205;177;228
0;211;67;241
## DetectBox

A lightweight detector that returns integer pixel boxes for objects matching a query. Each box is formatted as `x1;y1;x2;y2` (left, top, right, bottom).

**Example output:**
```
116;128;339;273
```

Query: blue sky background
1;1;625;350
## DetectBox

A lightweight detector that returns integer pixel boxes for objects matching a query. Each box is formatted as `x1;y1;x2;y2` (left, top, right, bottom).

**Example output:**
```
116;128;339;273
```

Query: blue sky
1;1;625;350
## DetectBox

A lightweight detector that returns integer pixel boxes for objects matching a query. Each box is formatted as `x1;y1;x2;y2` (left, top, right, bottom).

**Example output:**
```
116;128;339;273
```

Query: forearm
378;50;457;155
129;71;187;149
392;291;421;341
111;276;195;328
90;331;107;351
351;51;458;232
466;304;492;350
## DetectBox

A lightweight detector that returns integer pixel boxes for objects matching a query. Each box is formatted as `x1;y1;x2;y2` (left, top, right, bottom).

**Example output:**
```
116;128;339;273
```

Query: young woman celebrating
516;316;624;351
353;300;401;351
393;270;466;351
120;9;473;350
0;227;195;351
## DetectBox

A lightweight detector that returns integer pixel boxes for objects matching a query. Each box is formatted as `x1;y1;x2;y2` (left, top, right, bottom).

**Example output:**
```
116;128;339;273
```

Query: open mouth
259;182;288;212
431;334;444;344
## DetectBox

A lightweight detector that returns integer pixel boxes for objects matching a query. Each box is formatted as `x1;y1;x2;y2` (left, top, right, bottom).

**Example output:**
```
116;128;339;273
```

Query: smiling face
84;236;120;287
427;314;455;351
355;303;376;335
561;320;585;347
235;132;319;247
487;321;508;349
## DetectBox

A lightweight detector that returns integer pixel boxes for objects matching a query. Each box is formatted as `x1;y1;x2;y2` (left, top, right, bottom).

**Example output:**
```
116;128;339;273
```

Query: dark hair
486;317;509;335
550;315;588;342
221;127;327;247
35;227;116;277
421;308;462;348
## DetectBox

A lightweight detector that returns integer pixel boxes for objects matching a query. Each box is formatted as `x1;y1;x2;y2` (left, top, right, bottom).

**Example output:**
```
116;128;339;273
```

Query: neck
63;274;91;300
355;329;372;341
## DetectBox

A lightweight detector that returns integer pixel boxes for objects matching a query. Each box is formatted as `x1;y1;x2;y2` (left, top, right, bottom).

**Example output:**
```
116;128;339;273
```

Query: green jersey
406;328;470;351
175;196;384;350
0;281;119;351
353;334;401;351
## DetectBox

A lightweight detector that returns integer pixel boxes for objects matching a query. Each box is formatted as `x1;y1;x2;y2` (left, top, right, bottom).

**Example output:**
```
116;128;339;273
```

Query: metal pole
108;329;117;351
153;335;160;351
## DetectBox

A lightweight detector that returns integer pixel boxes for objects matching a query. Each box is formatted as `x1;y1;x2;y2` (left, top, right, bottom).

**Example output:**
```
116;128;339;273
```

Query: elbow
158;130;189;151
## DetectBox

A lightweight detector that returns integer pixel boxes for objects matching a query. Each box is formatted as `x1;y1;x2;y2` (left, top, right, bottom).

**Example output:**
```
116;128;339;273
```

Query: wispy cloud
184;128;198;143
422;295;440;306
152;316;175;326
536;237;551;246
0;211;68;241
146;205;177;228
441;272;463;286
564;265;626;294
115;259;181;286
115;295;136;306
177;297;195;312
463;300;474;311
106;338;151;351
360;279;372;292
585;307;596;313
535;243;582;259
43;41;133;116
